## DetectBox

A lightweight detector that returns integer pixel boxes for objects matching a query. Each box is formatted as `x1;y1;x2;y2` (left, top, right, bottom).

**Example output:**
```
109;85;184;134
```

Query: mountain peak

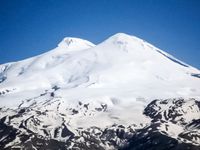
58;37;95;50
103;33;142;46
110;33;140;40
111;32;133;38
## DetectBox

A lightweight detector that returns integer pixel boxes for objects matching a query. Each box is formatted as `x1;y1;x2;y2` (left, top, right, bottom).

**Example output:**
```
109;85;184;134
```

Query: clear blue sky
0;0;199;69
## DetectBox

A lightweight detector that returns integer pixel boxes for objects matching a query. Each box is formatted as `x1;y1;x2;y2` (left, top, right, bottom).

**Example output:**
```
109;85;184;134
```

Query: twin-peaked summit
56;33;145;51
0;33;200;107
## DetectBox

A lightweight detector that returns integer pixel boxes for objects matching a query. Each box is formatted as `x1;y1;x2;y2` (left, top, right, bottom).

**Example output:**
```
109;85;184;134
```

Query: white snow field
0;33;199;103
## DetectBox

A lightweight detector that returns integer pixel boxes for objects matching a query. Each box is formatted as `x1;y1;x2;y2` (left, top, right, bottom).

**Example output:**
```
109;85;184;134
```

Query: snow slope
0;33;199;105
0;33;200;149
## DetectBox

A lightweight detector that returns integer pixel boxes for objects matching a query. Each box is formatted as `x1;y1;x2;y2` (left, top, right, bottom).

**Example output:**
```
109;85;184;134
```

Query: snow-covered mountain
0;33;200;149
